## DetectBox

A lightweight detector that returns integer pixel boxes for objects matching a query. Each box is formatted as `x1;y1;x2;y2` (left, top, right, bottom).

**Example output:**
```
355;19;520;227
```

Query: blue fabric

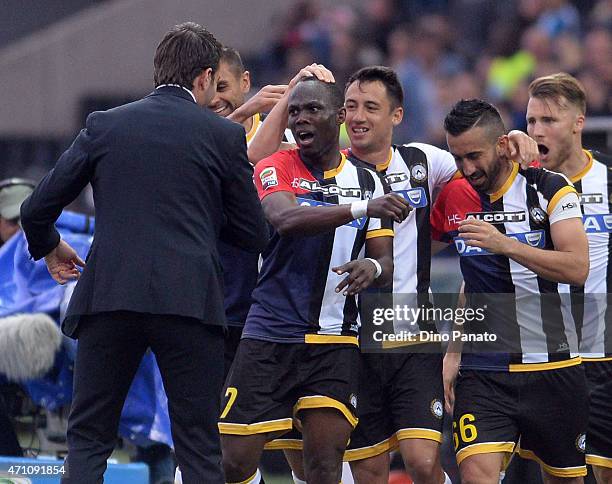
0;212;172;447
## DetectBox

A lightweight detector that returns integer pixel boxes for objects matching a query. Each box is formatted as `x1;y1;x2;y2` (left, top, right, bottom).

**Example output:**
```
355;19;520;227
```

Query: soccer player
218;78;411;484
208;50;325;374
432;99;590;484
527;73;612;484
342;67;537;484
250;65;538;484
209;47;295;149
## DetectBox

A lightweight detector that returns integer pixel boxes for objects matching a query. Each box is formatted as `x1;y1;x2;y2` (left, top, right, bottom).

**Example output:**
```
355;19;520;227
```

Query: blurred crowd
249;0;611;146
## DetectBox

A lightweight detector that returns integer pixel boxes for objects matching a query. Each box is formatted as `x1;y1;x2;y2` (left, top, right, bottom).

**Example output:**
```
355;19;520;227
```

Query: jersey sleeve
548;191;582;224
431;179;481;242
405;142;459;192
531;168;581;222
253;151;295;200
366;170;394;239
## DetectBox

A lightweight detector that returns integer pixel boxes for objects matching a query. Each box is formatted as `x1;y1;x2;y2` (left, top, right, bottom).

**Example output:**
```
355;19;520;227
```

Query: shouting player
219;78;411;484
527;72;612;484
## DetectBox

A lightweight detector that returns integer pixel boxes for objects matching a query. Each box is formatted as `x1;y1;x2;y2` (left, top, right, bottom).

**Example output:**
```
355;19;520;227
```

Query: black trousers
61;311;225;484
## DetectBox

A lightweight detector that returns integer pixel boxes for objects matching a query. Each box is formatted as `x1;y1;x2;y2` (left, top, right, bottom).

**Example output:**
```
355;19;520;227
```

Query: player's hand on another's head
288;64;335;90
366;193;412;224
507;130;540;169
245;85;287;114
44;239;86;285
458;218;511;255
332;259;378;296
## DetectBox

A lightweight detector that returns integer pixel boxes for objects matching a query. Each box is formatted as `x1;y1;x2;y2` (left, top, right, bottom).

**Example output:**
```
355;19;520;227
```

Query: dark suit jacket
21;86;269;337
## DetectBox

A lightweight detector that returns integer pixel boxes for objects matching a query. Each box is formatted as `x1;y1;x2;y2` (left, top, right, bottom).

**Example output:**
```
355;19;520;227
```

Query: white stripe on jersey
316;163;385;335
382;143;456;293
559;154;611;358
499;170;580;363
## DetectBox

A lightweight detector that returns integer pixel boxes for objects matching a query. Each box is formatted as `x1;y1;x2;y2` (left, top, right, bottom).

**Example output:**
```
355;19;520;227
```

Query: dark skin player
220;79;411;484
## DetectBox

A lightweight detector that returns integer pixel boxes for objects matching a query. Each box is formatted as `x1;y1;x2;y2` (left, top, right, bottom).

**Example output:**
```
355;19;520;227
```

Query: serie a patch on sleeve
260;167;278;190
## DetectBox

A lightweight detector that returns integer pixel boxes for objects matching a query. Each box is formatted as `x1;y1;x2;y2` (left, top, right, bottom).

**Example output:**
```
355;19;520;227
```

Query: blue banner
395;187;428;208
583;214;612;233
454;230;546;256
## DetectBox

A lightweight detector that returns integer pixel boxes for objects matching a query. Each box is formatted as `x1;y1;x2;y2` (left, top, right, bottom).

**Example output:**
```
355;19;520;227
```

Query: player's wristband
350;200;368;219
364;257;383;279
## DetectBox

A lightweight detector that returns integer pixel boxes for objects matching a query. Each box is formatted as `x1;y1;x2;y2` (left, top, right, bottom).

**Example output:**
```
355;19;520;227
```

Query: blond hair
528;73;586;114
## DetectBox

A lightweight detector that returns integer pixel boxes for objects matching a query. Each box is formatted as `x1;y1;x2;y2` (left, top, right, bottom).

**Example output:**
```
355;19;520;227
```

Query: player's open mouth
538;144;549;156
297;131;315;144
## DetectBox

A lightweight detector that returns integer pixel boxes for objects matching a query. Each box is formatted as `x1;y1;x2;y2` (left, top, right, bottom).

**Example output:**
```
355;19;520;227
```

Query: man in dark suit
20;22;269;484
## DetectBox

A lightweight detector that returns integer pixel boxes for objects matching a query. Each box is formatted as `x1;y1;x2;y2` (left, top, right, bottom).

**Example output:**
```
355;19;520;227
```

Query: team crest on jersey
410;163;428;182
260;167;278;190
430;399;443;419
580;193;604;204
576;433;586;453
466;211;526;224
529;207;547;224
350;393;358;409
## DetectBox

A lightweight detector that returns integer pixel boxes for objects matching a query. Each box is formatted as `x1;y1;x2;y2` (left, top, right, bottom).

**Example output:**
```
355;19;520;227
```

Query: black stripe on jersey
525;182;569;360
341;168;376;334
487;195;521;366
523;166;570;203
307;177;339;330
396;146;433;295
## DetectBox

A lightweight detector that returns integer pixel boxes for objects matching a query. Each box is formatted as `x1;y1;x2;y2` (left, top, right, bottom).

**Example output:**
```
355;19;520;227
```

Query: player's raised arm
248;64;335;164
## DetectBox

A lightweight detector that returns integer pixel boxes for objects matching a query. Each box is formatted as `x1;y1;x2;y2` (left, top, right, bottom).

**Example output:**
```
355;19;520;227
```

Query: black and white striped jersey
432;163;585;371
559;150;612;360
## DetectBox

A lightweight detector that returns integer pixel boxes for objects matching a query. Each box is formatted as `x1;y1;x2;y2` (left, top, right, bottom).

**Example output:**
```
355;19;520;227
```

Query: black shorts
453;365;588;478
218;338;359;437
344;349;444;461
223;325;244;379
585;360;612;469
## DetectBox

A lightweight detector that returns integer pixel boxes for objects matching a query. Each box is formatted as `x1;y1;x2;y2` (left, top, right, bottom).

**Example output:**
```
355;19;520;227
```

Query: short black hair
297;78;344;110
444;99;506;139
220;47;246;78
345;66;404;109
153;22;222;89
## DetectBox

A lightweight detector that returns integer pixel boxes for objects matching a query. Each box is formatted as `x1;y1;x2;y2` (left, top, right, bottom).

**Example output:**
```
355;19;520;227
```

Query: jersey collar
490;162;519;203
569;150;593;183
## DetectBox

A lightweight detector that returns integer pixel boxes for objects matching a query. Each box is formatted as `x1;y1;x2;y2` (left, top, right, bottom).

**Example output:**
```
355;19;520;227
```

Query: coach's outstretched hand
367;193;412;224
44;239;85;285
333;259;379;296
